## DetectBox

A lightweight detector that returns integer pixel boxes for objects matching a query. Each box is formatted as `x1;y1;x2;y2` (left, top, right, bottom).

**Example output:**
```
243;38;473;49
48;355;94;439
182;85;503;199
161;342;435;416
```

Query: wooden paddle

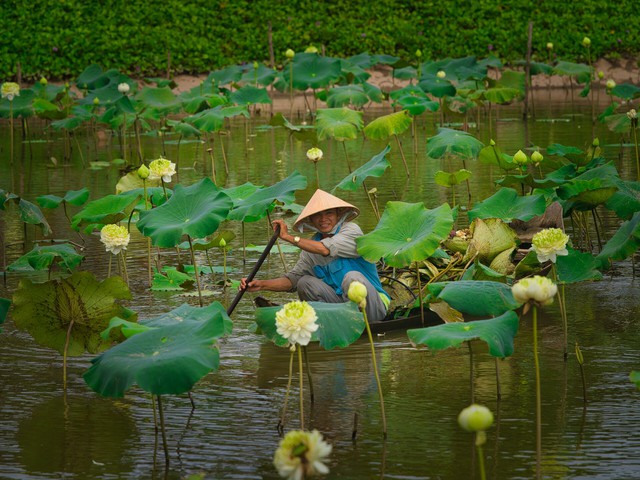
226;224;281;315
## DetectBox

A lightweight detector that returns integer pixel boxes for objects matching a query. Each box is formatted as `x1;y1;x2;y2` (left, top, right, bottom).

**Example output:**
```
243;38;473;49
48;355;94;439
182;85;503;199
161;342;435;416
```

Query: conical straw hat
293;189;360;233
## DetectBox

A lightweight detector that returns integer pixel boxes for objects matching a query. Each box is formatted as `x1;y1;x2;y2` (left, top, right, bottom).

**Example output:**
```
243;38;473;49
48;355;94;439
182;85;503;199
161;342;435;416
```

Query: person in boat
239;189;391;322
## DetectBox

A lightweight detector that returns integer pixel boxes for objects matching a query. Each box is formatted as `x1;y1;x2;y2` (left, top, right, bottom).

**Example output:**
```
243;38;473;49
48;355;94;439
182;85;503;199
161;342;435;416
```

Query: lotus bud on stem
348;281;387;437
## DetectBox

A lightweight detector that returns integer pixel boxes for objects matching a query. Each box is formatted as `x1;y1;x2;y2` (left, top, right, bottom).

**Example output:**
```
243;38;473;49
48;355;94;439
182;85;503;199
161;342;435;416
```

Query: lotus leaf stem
533;305;542;479
187;236;204;307
156;395;170;467
475;432;487;480
279;347;295;432
63;318;75;390
633;126;640;181
302;346;314;404
393;134;410;177
298;345;304;430
362;306;387;438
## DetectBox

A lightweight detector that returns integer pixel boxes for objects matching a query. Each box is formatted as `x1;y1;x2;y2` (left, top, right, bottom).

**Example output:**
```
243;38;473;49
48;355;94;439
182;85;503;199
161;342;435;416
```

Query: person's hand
271;219;289;240
239;277;262;292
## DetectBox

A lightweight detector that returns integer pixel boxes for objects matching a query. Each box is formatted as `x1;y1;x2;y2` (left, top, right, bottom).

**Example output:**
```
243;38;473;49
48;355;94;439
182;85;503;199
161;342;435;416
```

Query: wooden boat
254;203;565;334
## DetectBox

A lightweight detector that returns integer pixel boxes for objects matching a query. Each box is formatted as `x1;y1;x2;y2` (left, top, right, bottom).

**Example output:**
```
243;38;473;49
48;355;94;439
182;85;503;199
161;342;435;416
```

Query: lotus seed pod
458;404;494;432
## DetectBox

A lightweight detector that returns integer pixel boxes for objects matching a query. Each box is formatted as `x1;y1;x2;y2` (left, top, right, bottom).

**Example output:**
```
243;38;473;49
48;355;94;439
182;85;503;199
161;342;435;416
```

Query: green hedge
1;0;639;81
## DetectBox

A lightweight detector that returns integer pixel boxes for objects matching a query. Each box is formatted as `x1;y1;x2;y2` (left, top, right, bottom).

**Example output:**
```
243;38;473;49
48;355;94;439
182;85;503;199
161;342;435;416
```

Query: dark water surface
1;93;639;479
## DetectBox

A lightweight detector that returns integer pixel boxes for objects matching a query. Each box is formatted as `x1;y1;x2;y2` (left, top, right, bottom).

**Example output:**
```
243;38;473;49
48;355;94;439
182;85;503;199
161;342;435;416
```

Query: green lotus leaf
0;89;36;119
596;211;640;268
426;128;484;160
408;311;519;358
605;113;631;134
227;171;307;222
326;85;369;108
135;86;181;112
84;311;228;397
137;178;232;248
361;82;384;104
184;105;250;132
478;144;519;171
394;66;418;81
546;143;584;159
12;272;132;356
239;63;278;87
254;301;365;350
357;202;454;268
427;280;521;317
178;85;227;114
32;97;69;120
151;268;195;291
392;94;439;116
71;192;141;232
495;173;561;189
555;246;603;283
287;52;342;90
227;85;272;106
8;243;84;272
115;171;162;194
0;297;9;333
461;261;509;282
315;107;364;141
205;65;243;87
611;83;640;100
464;218;519;265
17;198;52;235
557;179;618;213
178;230;236;250
513;250;544;279
102;317;152;339
37;188;90;209
332;145;391;192
467;188;547;222
489;247;516;275
167;119;203;138
605;180;640;220
418;77;456;98
446;95;476;114
434;169;472;187
364;110;412;140
553;61;592;84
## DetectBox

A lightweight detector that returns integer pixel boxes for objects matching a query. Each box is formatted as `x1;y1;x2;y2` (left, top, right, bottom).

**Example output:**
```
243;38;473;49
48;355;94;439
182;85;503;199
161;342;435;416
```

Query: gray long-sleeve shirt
284;222;362;290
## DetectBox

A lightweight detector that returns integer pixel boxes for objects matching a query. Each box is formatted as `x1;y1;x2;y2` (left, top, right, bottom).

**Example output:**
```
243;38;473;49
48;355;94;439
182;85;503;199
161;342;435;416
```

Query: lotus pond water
0;76;639;480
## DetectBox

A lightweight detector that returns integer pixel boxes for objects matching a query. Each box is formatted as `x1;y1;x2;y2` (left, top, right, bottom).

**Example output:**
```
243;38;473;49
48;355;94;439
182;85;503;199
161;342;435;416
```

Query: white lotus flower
512;276;557;306
100;224;130;255
1;82;20;101
118;82;130;94
347;281;367;307
531;228;569;263
306;147;323;163
275;301;318;346
458;404;494;432
148;157;176;183
274;429;332;479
